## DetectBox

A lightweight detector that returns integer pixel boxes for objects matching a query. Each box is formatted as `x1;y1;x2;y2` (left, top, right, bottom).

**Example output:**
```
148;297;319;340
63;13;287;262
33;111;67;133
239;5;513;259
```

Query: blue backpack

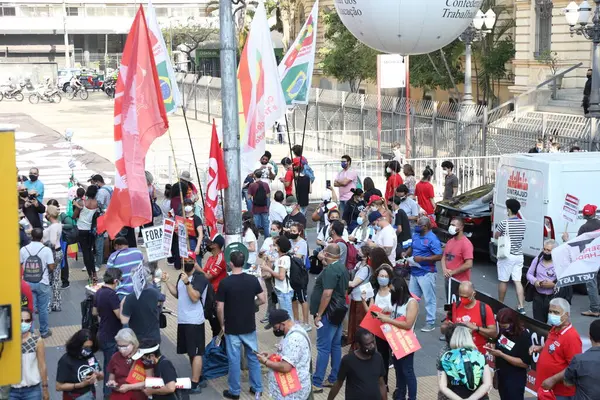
302;161;315;183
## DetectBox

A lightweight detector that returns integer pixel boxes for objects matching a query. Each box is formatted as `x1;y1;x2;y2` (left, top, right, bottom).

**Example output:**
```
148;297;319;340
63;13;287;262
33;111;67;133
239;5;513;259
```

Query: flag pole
181;106;207;212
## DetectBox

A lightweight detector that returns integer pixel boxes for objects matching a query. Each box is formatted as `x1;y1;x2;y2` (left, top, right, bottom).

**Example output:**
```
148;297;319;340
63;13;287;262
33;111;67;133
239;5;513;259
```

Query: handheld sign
175;216;188;256
142;225;166;262
162;219;175;257
562;193;580;224
132;261;145;299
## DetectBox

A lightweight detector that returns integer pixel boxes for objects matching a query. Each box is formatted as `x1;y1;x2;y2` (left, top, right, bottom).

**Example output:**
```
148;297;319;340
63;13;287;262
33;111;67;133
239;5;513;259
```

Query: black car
433;183;494;255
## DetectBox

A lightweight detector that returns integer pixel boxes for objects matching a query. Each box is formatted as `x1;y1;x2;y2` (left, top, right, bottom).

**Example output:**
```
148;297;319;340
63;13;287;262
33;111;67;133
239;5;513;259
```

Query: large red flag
97;5;168;238
205;120;228;235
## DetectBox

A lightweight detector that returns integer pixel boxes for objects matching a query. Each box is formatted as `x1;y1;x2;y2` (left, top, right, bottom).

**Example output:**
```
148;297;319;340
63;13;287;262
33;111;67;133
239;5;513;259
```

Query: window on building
535;0;552;56
66;7;79;16
0;6;16;16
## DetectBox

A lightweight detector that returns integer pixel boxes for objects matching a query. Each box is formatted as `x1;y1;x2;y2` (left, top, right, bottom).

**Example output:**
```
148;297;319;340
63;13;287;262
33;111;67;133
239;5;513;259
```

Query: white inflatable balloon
334;0;483;55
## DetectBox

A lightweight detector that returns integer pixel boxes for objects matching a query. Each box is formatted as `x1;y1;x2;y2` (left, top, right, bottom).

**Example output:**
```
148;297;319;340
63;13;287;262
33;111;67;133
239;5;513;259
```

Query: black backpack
253;183;268;207
289;255;309;291
60;215;79;245
23;247;46;283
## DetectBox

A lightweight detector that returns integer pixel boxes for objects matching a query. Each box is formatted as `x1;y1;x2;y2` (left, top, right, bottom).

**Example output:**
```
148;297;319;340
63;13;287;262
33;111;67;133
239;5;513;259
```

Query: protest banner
360;305;386;340
562;194;580;224
381;322;421;359
125;360;146;384
175;216;188;256
270;354;301;396
132;261;146;299
552;230;600;287
162;218;175;257
142;225;166;262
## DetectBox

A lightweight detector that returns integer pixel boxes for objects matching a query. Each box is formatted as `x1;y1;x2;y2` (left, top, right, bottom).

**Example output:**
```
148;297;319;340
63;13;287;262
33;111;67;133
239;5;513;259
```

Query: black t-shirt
337;351;385;400
94;286;122;343
152;356;178;400
216;273;263;335
494;330;532;375
578;218;600;235
295;175;311;207
394;208;412;245
283;212;307;230
56;354;101;395
122;287;163;343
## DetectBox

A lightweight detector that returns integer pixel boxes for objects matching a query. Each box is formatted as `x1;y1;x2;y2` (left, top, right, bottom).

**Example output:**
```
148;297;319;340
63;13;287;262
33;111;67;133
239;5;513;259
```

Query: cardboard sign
176;216;188;256
162;218;175;257
562;193;580;223
125;360;146;384
270;354;302;396
131;261;145;299
142;225;167;262
381;323;421;359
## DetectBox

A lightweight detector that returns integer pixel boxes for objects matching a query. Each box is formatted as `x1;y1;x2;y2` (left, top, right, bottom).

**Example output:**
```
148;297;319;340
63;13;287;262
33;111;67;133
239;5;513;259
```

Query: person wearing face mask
259;222;283;325
183;198;204;255
564;319;600;400
106;237;145;300
282;195;307;231
385;160;403;203
583;68;592;115
334;155;358;213
254;151;277;184
367;195;392;223
200;234;227;337
23;167;44;203
527;239;559;322
530;298;582;400
106;328;146;399
366;211;397;265
316;209;348;249
261;236;295;321
280;157;295;196
92;268;123;396
391;196;412;256
43;204;63;312
288;223;311;331
528;138;545;153
9;308;49;400
441;160;458;200
311;189;338;232
349;211;375;249
441;217;474;296
484;308;531;400
256;309;312;400
19;187;46;230
395;184;419;229
342;188;365;232
164;255;211;393
347;246;373;348
56;329;103;400
414;166;436;216
441;281;496;355
327;328;387;400
132;341;178;400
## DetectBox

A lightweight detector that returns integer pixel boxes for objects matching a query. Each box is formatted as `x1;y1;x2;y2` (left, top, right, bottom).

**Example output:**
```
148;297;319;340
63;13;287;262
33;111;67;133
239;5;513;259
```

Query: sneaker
189;385;202;394
260;317;269;324
303;323;313;332
264;323;273;330
517;307;526;315
420;324;436;332
81;266;87;271
95;267;100;272
41;330;52;339
222;390;240;400
439;335;446;341
167;261;175;266
322;381;335;388
197;379;208;389
249;387;262;396
312;385;323;394
61;283;70;289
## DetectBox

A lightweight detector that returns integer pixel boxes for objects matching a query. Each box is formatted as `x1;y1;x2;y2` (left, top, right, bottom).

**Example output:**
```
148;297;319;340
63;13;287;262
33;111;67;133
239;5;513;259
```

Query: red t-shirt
107;352;146;400
385;174;404;201
284;169;294;195
536;324;582;397
415;181;435;215
452;301;496;354
292;156;308;167
443;236;474;282
21;280;33;312
203;252;227;292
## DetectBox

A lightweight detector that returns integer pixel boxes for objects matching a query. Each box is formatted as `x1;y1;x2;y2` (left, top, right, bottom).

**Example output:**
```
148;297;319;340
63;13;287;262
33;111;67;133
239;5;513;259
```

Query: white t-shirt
260;237;279;259
374;224;397;264
20;242;55;286
42;222;62;249
291;238;308;262
317;224;349;243
374;291;393;313
254;162;275;184
350;263;372;301
269;201;287;225
273;255;291;293
244;228;258;265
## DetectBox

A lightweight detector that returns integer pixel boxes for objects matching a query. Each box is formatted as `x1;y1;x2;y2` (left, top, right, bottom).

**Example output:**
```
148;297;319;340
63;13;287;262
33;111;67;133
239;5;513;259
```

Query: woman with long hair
242;211;258;269
159;184;172;219
415;165;436;216
261;235;294;318
259;221;284;325
369;247;390;271
348;211;376;249
76;186;99;283
403;164;417;197
347;246;373;347
362;177;383;205
43;204;63;311
289;222;311;330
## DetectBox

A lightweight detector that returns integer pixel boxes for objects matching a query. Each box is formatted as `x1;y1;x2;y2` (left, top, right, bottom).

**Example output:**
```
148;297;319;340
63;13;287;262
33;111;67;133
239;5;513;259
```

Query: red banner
381;323;421;359
125;360;146;384
269;354;301;396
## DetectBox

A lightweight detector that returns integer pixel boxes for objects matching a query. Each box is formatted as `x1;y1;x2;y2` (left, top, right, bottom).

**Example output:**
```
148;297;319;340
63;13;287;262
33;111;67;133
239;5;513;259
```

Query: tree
409;40;465;97
165;18;219;71
319;10;378;92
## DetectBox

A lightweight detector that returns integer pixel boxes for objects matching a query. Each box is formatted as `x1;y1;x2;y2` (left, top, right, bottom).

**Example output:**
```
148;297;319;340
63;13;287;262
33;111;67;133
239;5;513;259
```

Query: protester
121;266;163;343
47;199;75;289
390;196;412;256
294;164;311;215
71;187;85;220
367;210;397;265
485;308;531;400
494;198;527;314
403;216;442;332
441;160;459;200
564;319;600;399
24;168;44;203
77;185;99;282
528;138;545;153
269;190;287;225
311;244;349;393
414;166;436;216
311;190;338;232
348;211;375;249
334;155;358;213
438;325;492;400
330;221;349;266
19;188;45;230
531;298;582;400
403;164;417;196
261;235;294;319
216;251;266;399
89;174;113;269
292;144;308;168
395;185;420;229
20;228;55;339
164;257;211;393
183;198;203;254
242;211;259;269
169;179;189;218
527;239;559;322
280;157;294;196
368;195;392;223
348;246;373;347
436;324;457;400
256;309;312;400
248;169;271;236
132;340;178;400
56;329;103;400
441;217;474;295
243;174;254;212
373;276;419;400
289;222;311;331
43;204;63;312
283;195;307;229
105;237;144;300
342;188;365;232
255;151;277;185
178;170;199;201
362;177;383;205
385;160;403;202
106;328;145;399
159;184;172;218
92;268;123;396
9;308;49;400
259;221;283;325
327;328;387;400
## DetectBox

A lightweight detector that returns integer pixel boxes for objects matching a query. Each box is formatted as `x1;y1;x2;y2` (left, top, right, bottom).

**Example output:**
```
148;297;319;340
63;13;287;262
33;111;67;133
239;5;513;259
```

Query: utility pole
219;0;242;245
62;0;70;68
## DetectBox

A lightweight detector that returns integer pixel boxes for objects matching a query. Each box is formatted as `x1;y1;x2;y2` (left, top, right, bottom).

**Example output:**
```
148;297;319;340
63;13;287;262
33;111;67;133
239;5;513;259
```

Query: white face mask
442;169;448;175
448;225;458;236
184;205;193;213
386;167;392;174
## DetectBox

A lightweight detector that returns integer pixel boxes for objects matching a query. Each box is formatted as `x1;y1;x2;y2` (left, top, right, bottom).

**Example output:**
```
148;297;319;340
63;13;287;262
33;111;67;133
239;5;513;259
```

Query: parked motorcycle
29;89;62;104
103;77;116;98
0;83;25;102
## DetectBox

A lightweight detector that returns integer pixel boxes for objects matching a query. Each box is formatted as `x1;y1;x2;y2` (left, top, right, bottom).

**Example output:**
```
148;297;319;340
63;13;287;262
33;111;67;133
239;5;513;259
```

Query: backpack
60;214;79;245
253;183;268;207
333;238;359;270
441;348;486;391
303;162;315;183
23;246;46;283
177;272;216;320
98;186;113;212
288;255;309;291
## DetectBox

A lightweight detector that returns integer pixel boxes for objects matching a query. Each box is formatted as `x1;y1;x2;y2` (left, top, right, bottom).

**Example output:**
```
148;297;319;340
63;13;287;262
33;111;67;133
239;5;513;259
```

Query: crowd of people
11;145;600;400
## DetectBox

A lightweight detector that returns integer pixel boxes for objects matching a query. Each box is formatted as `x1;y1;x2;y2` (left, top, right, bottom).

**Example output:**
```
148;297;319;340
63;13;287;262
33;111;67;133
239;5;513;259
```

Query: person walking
216;251;266;399
310;244;349;393
414;166;436;217
20;228;55;339
494;198;527;314
248;170;271;236
526;239;559;322
441;217;474;295
77;185;99;282
334;155;358;213
564;319;600;400
441;160;459;200
583;68;592;115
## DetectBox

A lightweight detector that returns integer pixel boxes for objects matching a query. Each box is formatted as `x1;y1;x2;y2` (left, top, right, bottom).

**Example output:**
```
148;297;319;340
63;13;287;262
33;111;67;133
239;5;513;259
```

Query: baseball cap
368;211;383;224
268;309;290;325
583;204;598;217
88;174;104;183
224;242;249;266
131;340;160;360
185;251;196;261
367;195;383;206
210;234;225;250
322;190;332;202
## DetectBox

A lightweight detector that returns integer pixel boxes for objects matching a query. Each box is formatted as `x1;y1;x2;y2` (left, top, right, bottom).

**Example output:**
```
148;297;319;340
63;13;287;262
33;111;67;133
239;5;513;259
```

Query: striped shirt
107;248;144;297
497;218;526;255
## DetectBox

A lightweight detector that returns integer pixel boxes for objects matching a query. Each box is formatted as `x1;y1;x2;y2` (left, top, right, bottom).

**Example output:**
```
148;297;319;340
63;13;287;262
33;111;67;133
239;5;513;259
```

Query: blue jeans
253;212;269;234
393;352;417;400
9;384;41;400
313;315;343;387
100;340;117;396
409;272;437;325
339;200;347;214
95;234;105;269
225;332;262;395
29;282;51;335
189;237;198;254
275;288;293;318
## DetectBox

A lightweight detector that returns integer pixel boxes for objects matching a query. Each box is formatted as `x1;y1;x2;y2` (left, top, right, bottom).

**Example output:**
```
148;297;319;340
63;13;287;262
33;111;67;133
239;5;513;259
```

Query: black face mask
142;358;154;367
542;253;552;261
361;346;375;356
288;233;299;240
273;327;285;337
184;263;195;273
19;191;28;198
29;174;38;182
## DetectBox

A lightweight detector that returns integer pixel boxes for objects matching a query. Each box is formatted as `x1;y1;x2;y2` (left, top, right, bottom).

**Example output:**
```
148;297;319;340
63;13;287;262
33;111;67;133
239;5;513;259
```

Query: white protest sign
553;230;600;287
162;218;175;257
176;217;188;256
131;261;146;299
142;225;166;262
562;193;580;223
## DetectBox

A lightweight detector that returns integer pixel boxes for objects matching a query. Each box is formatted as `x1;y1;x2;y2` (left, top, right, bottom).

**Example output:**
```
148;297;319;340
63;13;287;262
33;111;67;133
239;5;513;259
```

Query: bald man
441;282;497;354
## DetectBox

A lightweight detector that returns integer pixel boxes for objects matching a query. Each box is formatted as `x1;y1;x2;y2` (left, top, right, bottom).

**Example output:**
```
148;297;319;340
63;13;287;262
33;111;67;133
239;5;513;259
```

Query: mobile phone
370;311;379;318
326;180;331;188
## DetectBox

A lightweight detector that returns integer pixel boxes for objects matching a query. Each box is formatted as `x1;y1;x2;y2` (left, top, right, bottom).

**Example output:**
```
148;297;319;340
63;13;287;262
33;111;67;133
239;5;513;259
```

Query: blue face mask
341;161;348;169
414;226;422;234
357;217;364;225
377;277;389;287
21;322;31;333
548;313;562;326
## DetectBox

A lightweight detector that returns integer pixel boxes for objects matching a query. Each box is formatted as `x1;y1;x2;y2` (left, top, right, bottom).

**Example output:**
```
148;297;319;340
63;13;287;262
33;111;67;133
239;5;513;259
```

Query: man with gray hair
530;297;582;400
402;216;443;332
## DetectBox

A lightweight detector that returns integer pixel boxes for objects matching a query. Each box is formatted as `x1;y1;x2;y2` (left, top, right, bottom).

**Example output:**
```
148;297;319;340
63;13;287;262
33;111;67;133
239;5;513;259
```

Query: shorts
177;323;205;358
497;254;524;282
292;287;308;303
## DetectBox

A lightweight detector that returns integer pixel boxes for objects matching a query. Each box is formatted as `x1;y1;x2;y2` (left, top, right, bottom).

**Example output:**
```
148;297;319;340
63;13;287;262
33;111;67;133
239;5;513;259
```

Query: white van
491;152;600;264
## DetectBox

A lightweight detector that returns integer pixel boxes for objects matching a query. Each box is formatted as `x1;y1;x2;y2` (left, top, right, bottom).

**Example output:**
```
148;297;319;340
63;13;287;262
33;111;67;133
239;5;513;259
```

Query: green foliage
409;40;465;93
163;20;218;70
319;10;378;92
536;49;560;75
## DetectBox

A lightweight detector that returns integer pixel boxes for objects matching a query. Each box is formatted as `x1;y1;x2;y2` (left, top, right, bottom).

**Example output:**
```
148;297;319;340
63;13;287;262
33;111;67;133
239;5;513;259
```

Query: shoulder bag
496;219;511;259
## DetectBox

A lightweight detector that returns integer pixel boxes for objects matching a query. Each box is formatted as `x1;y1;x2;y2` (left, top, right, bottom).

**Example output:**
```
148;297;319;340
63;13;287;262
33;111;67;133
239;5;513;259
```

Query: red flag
97;5;168;238
205;120;228;234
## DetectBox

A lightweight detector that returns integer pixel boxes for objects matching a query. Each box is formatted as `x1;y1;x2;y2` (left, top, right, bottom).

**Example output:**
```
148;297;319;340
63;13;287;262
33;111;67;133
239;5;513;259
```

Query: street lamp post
565;1;600;118
459;9;496;105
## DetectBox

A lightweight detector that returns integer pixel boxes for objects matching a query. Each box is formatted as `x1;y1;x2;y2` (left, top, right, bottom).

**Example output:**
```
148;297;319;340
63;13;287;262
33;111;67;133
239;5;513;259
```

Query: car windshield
447;183;494;208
